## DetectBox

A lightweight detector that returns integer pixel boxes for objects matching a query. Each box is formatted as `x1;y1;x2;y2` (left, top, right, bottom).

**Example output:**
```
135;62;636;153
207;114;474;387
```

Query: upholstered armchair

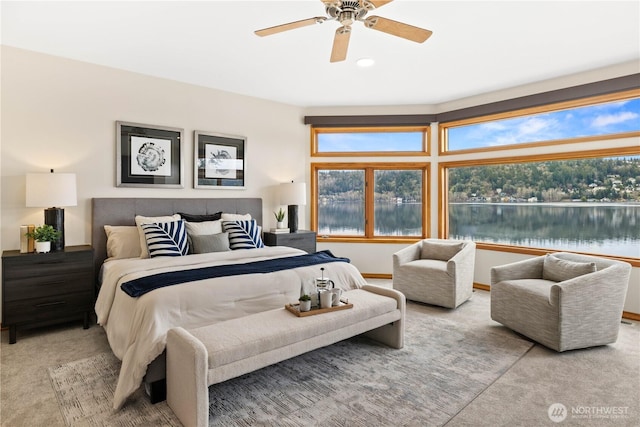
393;239;476;308
491;252;631;352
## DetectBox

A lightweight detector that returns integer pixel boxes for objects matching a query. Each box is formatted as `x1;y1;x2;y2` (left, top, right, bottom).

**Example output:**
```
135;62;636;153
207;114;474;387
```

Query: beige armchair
491;252;631;352
393;239;476;308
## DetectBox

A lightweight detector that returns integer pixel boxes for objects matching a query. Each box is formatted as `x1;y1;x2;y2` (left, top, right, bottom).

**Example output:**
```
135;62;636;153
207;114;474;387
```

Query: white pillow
221;213;252;221
104;225;141;260
135;214;181;258
184;220;223;236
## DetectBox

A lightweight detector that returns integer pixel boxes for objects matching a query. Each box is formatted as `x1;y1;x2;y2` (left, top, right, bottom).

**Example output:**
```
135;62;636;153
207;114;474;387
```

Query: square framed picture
116;121;184;188
194;131;246;189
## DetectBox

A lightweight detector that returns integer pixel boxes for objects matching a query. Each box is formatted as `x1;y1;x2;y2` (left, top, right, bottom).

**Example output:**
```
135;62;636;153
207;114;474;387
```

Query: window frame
312;162;430;243
439;89;640;156
311;125;430;157
439;145;640;265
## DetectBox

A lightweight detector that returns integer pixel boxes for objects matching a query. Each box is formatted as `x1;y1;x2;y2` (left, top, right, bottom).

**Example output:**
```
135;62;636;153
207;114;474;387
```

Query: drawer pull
34;301;66;308
36;260;64;265
45;281;67;286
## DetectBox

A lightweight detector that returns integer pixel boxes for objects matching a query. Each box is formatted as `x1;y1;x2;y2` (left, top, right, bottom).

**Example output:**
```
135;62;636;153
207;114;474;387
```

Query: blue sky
448;98;640;150
317;131;423;152
317;98;640;152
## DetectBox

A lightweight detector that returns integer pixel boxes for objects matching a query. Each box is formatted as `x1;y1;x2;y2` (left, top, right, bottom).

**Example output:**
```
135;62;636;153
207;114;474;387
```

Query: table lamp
26;170;77;251
280;181;306;233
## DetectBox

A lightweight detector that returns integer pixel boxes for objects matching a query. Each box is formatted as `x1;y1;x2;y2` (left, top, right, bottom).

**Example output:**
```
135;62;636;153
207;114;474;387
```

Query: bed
91;198;368;410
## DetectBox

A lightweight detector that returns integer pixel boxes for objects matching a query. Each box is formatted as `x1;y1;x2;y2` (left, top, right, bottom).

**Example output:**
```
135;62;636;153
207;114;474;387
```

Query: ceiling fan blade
330;26;351;62
255;17;326;37
364;16;432;43
364;0;394;9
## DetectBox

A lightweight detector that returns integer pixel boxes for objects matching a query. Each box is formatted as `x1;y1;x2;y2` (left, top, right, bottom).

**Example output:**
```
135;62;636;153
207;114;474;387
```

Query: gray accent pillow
542;254;597;282
420;241;464;261
190;232;230;254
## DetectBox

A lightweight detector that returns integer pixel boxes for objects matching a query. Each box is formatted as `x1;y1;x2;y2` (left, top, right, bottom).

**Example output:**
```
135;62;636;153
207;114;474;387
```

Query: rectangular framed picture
116;121;184;188
194;131;246;189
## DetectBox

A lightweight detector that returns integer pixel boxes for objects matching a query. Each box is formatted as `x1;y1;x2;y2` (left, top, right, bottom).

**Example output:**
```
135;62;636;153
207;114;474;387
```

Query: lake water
317;202;640;258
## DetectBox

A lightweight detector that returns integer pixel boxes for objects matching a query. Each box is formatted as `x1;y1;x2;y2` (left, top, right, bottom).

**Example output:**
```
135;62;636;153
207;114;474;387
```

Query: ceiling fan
254;0;432;63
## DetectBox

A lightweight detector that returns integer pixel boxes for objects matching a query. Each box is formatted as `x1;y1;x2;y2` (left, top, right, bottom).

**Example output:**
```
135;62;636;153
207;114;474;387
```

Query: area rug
49;304;533;426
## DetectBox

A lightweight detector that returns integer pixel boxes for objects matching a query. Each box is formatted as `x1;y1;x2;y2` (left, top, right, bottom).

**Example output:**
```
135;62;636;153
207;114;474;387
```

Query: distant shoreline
450;202;640;207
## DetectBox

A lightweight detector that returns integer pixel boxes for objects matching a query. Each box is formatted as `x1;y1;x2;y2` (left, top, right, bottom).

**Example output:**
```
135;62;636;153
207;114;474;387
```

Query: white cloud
518;117;553;135
591;111;639;128
478;122;507;131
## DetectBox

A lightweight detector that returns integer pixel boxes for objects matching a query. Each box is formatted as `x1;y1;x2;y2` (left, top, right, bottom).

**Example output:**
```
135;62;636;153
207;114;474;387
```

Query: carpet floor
47;306;533;426
2;289;639;426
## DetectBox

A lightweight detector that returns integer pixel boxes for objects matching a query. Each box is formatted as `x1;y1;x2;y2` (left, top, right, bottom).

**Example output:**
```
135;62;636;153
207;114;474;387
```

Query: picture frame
194;131;246;189
116;121;184;188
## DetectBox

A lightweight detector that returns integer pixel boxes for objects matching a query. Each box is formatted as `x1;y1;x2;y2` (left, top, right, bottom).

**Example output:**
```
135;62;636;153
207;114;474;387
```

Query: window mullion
364;168;375;237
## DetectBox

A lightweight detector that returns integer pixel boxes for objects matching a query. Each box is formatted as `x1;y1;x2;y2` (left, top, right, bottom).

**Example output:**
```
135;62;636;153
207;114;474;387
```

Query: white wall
1;46;309;250
1;47;638;316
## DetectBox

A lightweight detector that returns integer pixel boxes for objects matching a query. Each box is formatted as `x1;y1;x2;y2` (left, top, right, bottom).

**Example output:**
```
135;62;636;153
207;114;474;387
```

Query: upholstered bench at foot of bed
166;284;405;427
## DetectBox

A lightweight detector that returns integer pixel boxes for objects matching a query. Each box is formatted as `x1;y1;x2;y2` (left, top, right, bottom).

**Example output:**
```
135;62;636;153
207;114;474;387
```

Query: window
317;169;365;236
440;91;640;154
441;150;640;259
312;126;429;156
313;163;428;240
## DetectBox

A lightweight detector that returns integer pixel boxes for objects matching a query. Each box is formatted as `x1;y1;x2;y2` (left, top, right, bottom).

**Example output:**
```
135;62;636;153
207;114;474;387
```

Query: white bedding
95;246;368;409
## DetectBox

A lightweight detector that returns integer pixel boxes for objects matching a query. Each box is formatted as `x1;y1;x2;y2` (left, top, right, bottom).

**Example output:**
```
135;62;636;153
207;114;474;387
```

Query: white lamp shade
280;182;306;206
26;173;77;207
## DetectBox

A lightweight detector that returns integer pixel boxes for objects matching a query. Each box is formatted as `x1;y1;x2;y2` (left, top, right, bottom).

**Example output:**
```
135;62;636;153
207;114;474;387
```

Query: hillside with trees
449;157;640;203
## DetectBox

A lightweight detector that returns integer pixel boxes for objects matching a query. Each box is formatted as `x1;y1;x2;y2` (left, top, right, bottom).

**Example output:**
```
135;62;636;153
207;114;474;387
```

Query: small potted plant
298;294;311;312
26;224;61;253
274;208;286;229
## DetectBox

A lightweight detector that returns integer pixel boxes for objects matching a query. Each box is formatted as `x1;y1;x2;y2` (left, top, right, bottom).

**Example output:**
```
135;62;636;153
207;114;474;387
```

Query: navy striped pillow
141;220;189;257
222;220;264;250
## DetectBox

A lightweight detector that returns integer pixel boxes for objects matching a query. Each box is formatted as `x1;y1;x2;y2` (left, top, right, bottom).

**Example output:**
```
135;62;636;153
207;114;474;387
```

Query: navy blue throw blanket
121;250;350;297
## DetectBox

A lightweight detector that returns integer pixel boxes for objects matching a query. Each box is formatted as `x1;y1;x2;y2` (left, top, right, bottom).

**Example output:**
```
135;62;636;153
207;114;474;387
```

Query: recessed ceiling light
357;58;375;67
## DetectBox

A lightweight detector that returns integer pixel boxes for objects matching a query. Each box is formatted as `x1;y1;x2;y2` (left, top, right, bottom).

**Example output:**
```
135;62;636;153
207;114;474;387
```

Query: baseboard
362;273;392;279
473;283;490;292
622;311;640;321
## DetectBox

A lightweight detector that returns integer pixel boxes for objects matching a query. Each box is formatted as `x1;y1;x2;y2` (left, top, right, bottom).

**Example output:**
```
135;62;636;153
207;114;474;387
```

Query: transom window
312;126;429;156
440;91;640;153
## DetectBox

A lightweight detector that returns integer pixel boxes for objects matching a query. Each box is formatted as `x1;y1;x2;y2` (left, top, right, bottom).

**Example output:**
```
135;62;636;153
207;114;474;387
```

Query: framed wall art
194;131;246;189
116;121;184;188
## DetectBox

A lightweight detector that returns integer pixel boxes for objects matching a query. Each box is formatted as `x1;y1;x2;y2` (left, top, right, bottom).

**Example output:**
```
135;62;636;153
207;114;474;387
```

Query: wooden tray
285;301;353;317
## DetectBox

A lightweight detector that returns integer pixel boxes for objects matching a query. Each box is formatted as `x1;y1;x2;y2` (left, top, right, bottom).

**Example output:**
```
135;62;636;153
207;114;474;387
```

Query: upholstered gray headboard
91;197;263;281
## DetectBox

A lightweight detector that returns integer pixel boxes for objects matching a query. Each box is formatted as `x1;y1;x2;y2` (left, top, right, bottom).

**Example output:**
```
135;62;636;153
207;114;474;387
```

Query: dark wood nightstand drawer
263;230;317;253
274;235;316;253
3;271;93;302
3;291;93;325
2;251;92;280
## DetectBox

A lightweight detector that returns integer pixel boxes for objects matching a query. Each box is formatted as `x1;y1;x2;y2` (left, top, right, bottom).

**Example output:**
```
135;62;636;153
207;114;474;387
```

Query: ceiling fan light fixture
357;57;375;67
256;0;432;62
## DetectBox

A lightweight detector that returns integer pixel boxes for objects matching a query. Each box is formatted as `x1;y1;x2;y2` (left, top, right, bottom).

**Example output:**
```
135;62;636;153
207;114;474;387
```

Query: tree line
449;157;640;202
318;157;640;203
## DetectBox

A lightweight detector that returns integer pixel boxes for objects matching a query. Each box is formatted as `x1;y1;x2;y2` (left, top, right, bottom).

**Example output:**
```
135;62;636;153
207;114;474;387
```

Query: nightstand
2;245;94;344
263;230;317;253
